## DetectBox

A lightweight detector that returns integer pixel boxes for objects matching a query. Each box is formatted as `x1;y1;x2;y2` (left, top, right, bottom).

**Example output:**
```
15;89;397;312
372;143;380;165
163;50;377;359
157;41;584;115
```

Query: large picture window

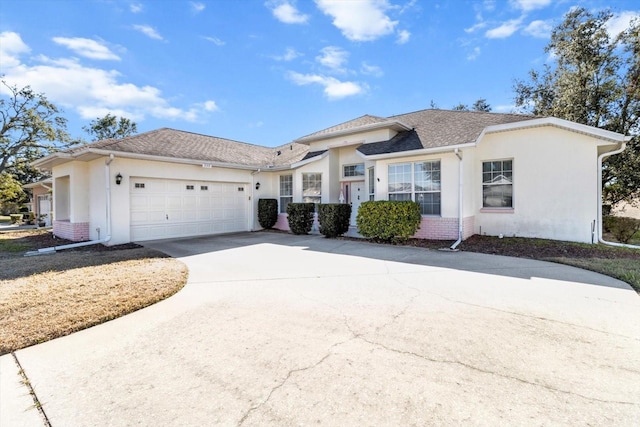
302;173;322;206
482;160;513;208
388;161;441;215
279;175;293;213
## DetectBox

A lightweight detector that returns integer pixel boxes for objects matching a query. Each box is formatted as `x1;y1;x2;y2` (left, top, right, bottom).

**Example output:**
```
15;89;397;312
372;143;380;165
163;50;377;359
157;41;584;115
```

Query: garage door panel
130;178;249;241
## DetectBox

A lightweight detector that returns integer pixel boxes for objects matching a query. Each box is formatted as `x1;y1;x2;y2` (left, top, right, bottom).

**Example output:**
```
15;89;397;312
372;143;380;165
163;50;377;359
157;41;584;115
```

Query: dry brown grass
0;230;188;355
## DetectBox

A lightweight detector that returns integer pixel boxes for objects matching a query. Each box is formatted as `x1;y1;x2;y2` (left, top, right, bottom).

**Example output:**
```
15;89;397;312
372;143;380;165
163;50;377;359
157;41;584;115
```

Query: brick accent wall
412;216;476;240
53;221;90;242
274;213;290;231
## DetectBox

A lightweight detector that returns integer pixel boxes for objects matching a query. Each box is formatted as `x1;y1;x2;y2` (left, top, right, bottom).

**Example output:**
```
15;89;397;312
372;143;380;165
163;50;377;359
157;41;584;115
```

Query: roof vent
277;150;281;156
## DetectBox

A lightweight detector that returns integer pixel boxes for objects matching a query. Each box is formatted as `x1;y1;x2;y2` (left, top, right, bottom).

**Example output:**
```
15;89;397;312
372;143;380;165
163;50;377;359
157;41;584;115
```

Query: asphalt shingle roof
62;109;540;167
75;128;309;168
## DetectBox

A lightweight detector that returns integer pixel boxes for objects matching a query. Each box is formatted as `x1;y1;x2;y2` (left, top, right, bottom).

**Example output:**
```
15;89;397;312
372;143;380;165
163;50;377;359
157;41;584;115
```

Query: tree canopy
452;99;492;112
83;113;137;141
0;80;75;177
514;8;639;206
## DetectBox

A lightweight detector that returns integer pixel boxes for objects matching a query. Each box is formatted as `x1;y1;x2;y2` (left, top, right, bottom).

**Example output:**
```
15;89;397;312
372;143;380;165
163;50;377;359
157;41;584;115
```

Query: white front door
37;195;51;226
349;181;365;225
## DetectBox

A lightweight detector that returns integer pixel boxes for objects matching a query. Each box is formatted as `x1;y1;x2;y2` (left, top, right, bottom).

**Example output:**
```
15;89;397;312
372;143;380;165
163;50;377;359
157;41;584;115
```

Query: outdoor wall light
255;182;261;190
115;173;123;185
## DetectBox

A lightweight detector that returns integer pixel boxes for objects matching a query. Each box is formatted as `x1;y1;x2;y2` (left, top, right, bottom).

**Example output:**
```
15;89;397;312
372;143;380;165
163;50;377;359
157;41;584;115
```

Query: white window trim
481;158;514;210
279;174;293;214
343;163;365;178
388;160;441;216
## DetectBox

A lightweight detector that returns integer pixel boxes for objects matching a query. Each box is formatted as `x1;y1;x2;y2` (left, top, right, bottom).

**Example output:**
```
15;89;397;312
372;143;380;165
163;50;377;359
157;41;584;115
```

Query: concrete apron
2;232;640;426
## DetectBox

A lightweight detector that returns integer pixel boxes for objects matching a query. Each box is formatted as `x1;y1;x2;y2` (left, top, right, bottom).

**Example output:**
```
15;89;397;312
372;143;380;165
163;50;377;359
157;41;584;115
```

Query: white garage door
130;177;249;241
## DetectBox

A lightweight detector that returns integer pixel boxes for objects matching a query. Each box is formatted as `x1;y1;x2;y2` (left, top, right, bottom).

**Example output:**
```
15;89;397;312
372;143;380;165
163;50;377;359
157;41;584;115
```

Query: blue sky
1;0;638;147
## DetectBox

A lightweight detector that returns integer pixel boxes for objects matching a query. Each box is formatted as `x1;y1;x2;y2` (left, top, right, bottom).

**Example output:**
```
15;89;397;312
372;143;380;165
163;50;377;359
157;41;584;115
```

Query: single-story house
22;178;53;226
32;108;630;246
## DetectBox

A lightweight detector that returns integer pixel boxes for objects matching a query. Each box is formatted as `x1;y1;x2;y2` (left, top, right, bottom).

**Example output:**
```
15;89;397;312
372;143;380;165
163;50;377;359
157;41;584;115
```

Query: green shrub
258;199;278;229
356;200;421;242
318;203;351;238
9;214;23;224
602;215;616;233
610;216;640;244
286;203;315;235
24;211;35;225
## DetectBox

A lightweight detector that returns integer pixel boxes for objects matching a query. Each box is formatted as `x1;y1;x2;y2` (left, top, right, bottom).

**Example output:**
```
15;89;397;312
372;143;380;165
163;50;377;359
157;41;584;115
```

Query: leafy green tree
83;113;137;141
0;172;28;215
472;98;491;112
0;80;73;177
452;103;469;111
514;8;639;206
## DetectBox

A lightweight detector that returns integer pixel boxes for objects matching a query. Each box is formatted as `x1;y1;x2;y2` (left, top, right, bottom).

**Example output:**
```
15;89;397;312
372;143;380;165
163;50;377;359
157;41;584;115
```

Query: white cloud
606;11;640;37
509;0;551;12
315;0;398;42
465;21;487;33
396;29;410;44
485;18;522;39
130;3;143;13
467;46;481;60
522;20;552;38
268;1;309;24
272;47;302;61
287;71;366;100
361;62;383;77
316;46;348;72
52;37;120;61
190;2;205;13
0;31;31;68
1;34;216;124
202;100;219;112
494;104;516;113
133;24;164;40
203;36;225;46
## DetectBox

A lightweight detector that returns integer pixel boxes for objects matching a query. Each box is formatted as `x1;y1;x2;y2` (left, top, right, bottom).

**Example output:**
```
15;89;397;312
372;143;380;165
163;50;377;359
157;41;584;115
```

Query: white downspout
450;148;464;250
597;142;640;249
26;155;115;256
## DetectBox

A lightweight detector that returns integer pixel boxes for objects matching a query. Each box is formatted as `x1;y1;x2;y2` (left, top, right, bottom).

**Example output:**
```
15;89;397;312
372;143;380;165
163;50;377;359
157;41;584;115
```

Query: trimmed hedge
356;200;421;242
258;199;278;229
286;203;315;235
9;214;23;224
318;203;351;238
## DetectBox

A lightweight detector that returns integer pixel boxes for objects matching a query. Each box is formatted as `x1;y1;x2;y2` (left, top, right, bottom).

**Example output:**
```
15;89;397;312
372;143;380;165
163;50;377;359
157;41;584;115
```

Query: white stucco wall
52;161;90;223
473;126;609;243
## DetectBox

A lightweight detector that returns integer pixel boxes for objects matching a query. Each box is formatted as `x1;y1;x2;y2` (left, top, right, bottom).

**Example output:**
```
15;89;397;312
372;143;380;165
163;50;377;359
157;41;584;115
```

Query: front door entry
349;181;365;225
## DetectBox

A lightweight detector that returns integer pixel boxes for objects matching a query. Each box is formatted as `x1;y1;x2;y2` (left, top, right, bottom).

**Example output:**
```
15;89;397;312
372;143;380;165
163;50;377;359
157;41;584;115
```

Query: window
186;185;195;190
200;185;208;191
134;183;145;189
302;173;322;206
388;161;441;215
343;163;365;177
279;175;293;214
482;160;513;208
368;167;375;201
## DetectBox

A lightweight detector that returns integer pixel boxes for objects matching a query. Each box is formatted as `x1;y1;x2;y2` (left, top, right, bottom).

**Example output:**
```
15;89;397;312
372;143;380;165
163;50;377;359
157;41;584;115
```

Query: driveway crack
357;337;640;407
237;336;355;426
11;352;52;427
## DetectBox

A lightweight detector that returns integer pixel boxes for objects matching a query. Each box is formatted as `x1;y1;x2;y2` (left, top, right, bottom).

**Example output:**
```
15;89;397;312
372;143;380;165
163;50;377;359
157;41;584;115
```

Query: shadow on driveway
141;231;632;290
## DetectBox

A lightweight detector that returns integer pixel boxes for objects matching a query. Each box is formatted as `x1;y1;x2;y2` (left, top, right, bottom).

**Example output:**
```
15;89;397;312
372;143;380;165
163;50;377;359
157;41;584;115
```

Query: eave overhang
294;120;412;145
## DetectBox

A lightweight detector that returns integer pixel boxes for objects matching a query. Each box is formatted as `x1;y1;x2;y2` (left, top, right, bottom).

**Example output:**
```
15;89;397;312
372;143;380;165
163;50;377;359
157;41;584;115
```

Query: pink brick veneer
275;213;476;241
53;220;90;242
412;216;475;240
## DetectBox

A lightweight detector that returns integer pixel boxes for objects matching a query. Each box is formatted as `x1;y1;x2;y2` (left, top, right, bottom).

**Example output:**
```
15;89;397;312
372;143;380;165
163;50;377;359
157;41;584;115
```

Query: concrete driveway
3;232;640;426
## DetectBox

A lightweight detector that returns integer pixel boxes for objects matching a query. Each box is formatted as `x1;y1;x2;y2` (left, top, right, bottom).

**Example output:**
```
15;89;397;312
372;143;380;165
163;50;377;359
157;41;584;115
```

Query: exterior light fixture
115;173;123;185
255;182;261;190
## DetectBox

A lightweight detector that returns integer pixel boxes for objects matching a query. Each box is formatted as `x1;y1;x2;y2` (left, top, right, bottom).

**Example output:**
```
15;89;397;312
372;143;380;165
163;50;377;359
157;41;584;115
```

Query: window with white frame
482;160;513;208
302;173;322;206
368;167;375;201
388;161;441;215
279;174;293;213
343;163;365;177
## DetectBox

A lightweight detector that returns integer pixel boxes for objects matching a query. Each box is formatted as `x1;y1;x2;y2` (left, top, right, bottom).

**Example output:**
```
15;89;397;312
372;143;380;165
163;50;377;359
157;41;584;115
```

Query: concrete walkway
2;232;639;426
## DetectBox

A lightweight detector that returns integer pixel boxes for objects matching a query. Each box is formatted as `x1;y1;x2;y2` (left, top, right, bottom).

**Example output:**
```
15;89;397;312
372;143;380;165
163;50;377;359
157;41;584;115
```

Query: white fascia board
480;117;631;143
290;150;330;168
294;120;412;144
357;142;476;161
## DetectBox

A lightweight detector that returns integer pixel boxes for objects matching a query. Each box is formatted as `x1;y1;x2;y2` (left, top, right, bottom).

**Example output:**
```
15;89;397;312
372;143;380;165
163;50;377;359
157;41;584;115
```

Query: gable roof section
35;128;310;170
